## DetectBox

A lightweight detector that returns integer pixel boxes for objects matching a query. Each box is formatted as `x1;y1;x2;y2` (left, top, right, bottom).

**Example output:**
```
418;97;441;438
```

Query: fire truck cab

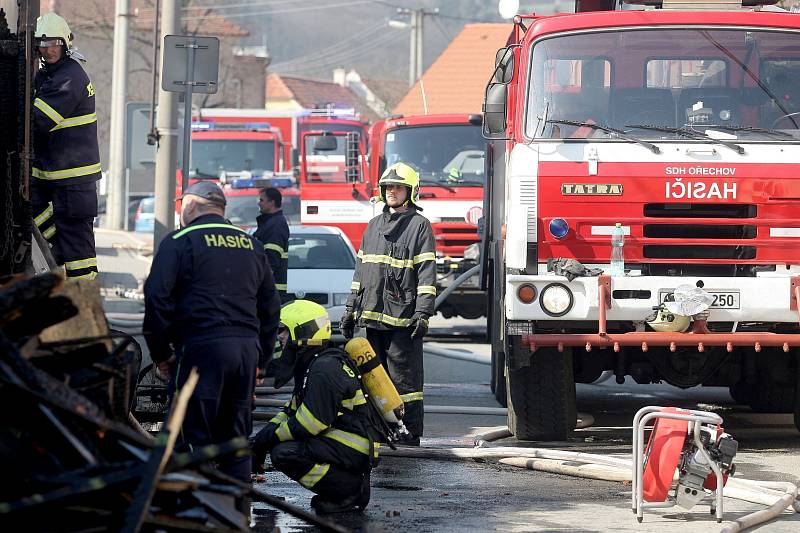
483;0;800;440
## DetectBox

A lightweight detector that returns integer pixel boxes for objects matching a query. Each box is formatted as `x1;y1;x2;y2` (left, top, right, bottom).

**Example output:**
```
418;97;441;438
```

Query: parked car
134;197;155;233
286;225;356;339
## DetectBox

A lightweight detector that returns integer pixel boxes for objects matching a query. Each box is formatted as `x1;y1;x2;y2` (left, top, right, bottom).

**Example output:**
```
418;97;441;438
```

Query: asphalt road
253;325;800;533
96;231;800;533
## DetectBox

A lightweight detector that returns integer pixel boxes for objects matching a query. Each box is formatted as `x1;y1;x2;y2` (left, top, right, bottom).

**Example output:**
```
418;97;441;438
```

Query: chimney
332;68;346;87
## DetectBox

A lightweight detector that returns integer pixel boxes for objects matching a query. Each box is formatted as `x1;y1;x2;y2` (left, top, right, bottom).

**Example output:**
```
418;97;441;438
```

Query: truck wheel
749;352;796;413
506;339;576;441
491;350;507;407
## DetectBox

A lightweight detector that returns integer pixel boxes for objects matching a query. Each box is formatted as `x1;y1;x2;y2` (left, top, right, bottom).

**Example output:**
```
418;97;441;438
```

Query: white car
287;225;357;340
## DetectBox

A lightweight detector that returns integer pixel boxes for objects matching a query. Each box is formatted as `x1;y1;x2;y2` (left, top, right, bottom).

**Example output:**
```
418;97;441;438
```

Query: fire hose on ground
377;418;798;532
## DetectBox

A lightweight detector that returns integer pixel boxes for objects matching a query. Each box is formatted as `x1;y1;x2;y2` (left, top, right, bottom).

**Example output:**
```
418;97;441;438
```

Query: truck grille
641;203;758;263
289;292;328;305
643;203;756;218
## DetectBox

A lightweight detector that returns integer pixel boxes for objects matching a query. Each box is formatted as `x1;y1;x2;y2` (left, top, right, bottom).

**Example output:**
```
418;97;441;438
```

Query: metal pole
123;167;130;231
408;9;417;86
415;9;423;81
180;40;195;196
153;0;180;250
20;0;39;201
107;0;130;230
147;0;160;146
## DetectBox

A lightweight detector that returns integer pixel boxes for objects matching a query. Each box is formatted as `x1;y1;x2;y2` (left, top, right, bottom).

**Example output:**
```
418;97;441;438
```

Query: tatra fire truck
482;0;800;440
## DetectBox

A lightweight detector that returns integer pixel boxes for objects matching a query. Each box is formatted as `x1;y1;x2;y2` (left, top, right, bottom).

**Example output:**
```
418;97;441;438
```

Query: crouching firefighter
251;300;380;514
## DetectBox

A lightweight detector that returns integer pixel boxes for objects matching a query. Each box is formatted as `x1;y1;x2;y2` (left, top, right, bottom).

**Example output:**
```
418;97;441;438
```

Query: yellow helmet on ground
280;300;331;346
379;162;421;207
35;12;73;50
645;304;691;333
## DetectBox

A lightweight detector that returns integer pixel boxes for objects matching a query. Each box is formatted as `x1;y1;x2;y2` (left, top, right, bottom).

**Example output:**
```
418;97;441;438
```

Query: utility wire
181;0;375;20
268;24;388;70
272;30;406;73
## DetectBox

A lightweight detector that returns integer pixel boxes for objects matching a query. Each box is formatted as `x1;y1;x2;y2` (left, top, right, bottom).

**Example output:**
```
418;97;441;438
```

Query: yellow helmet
645;304;691;333
379;162;421;207
280;300;331;346
35;12;73;50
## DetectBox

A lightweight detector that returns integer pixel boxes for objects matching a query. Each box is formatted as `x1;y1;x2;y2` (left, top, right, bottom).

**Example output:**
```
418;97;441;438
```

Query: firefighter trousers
31;181;98;279
175;335;259;483
366;327;424;437
270;441;367;501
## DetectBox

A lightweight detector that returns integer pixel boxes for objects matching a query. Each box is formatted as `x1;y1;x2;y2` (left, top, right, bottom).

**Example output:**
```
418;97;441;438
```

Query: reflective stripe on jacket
346;206;436;329
33;57;101;186
143;214;281;367
267;348;379;470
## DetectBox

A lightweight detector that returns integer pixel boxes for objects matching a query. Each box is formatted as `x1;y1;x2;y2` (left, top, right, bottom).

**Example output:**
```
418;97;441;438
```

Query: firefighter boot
311;472;371;514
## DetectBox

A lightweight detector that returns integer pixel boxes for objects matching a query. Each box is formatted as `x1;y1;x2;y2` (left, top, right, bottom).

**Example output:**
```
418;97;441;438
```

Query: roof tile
394;23;510;115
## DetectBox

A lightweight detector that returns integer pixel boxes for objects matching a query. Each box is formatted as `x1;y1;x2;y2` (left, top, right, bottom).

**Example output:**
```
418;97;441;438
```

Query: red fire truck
482;0;800;440
298;114;487;319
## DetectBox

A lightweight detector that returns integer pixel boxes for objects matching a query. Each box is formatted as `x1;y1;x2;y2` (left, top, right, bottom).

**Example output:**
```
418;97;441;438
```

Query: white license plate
658;290;740;310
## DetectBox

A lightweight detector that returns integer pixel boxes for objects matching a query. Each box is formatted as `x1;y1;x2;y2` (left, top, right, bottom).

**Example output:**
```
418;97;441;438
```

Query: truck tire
491;350;507;407
506;339;576;441
749;354;796;413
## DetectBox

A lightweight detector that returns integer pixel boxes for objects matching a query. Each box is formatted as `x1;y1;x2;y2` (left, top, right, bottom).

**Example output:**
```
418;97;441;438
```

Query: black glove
410;313;429;339
340;309;356;339
250;424;278;473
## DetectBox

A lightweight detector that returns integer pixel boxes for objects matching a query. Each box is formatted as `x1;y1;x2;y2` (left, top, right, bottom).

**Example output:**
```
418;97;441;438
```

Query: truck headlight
332;293;350;306
540;283;573;317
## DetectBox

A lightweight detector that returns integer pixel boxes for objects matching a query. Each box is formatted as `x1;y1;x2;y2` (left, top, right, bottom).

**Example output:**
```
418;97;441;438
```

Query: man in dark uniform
31;12;101;280
251;300;376;514
144;181;280;483
253;187;290;302
340;162;437;445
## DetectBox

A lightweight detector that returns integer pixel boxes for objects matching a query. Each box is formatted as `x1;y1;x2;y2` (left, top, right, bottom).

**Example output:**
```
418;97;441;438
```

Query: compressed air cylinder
344;337;405;423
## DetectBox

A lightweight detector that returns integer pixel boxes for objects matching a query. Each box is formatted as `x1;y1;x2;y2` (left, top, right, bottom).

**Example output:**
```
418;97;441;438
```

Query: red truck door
299;131;373;250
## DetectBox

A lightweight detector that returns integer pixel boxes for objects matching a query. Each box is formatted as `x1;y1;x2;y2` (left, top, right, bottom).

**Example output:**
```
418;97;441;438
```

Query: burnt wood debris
0;273;348;532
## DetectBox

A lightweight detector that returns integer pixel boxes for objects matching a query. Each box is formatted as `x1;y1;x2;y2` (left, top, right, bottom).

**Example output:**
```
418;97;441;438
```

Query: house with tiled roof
266;72;383;123
394;24;511;115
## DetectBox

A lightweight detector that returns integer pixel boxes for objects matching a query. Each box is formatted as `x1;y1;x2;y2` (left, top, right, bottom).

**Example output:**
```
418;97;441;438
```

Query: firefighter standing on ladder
340;162;437;445
31;12;101;280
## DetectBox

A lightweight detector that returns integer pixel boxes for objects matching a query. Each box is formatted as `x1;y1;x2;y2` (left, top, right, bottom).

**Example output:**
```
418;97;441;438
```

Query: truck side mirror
483;83;508;137
346;131;362;183
494;47;514;84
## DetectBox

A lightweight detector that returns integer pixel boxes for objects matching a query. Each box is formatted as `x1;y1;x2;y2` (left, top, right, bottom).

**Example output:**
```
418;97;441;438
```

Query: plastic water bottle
611;223;625;277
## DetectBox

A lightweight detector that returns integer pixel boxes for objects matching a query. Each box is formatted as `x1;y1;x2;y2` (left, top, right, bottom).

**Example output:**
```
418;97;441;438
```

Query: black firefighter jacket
253;210;289;294
33;57;101;185
143;214;281;369
267;348;379;471
347;206;437;329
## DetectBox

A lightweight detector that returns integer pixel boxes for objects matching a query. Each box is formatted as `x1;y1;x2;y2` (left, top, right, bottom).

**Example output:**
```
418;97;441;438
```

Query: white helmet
35;12;73;50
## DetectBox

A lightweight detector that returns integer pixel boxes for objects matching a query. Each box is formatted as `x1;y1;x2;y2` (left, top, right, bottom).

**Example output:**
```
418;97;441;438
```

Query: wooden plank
121;368;199;533
39;280;111;351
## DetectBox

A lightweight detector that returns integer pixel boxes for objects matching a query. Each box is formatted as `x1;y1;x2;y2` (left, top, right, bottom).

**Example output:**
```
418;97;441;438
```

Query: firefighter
253;187;290;302
144;181;280;483
339;162;436;445
31;12;101;280
251;300;376;514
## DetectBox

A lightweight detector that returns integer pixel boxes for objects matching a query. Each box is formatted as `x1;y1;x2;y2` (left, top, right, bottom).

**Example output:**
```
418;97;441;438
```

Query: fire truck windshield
384;124;485;186
192;140;276;177
526;28;800;141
